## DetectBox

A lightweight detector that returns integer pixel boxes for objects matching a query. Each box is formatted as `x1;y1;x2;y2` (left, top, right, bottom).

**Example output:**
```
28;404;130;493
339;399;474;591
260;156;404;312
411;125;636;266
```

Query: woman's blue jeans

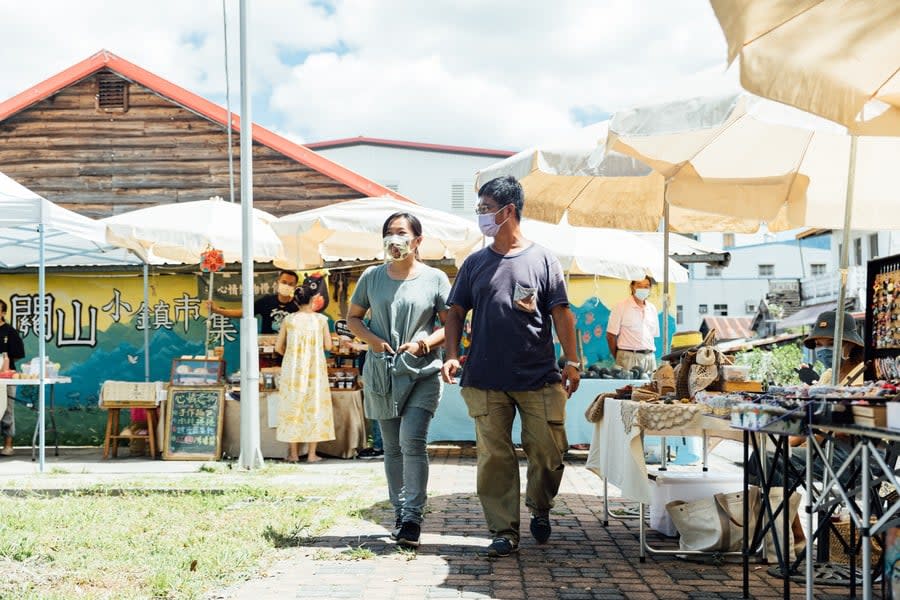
379;406;432;525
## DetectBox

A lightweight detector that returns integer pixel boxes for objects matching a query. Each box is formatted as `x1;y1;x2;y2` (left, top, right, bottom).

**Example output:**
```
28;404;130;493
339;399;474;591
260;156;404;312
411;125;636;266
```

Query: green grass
0;479;377;599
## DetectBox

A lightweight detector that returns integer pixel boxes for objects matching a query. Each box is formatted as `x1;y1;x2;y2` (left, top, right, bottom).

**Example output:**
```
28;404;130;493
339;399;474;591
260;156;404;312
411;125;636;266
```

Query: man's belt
619;349;653;354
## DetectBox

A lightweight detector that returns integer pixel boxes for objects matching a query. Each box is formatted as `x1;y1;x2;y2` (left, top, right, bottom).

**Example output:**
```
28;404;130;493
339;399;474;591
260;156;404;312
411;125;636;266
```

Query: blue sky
0;1;733;151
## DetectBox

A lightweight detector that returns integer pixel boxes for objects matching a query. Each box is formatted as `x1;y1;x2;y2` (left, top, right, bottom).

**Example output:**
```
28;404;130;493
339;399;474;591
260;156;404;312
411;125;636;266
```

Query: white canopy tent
518;218;689;283
0;171;145;472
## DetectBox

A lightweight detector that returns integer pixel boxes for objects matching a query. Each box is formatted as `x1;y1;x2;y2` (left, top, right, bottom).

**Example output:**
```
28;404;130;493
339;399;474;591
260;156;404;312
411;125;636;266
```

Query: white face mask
634;288;651;301
277;283;295;298
383;234;412;261
478;208;510;237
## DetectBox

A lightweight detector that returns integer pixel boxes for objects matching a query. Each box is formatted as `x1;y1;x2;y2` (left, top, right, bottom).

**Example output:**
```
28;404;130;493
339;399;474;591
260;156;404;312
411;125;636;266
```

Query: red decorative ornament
200;249;225;273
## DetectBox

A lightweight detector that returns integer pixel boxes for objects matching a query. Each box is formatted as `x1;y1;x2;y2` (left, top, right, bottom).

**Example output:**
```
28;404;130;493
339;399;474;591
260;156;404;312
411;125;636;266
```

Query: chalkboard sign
163;385;225;460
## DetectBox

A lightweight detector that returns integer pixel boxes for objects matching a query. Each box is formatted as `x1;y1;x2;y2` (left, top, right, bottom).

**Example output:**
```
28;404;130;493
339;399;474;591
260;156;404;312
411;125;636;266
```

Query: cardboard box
721;380;763;393
852;404;887;428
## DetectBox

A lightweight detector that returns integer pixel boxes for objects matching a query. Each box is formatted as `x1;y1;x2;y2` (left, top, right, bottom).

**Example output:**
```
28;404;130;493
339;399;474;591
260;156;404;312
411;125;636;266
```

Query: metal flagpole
38;222;46;472
237;0;262;469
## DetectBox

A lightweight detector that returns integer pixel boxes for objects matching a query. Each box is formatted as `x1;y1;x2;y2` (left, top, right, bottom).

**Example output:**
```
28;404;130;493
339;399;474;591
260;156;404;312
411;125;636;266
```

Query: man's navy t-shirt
447;243;569;391
254;295;298;334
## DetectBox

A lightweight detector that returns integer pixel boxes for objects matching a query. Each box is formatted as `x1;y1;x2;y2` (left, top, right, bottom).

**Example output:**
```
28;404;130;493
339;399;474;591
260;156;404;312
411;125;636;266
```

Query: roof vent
96;73;129;112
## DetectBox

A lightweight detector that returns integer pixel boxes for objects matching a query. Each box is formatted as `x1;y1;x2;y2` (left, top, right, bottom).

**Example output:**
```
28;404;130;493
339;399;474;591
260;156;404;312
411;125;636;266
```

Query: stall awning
778;302;839;329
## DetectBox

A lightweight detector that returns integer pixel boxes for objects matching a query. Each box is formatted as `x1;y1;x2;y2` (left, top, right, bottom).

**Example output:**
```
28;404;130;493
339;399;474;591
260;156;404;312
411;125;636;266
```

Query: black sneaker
389;516;402;540
486;537;518;557
396;521;421;548
530;514;551;544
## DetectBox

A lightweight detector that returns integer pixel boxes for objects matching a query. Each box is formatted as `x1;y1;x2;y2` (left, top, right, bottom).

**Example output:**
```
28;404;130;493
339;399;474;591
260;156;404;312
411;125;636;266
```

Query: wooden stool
102;404;159;459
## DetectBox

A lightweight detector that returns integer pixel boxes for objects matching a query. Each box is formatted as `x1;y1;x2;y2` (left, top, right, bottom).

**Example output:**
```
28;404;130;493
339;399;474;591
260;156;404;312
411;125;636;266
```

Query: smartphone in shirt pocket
513;282;538;313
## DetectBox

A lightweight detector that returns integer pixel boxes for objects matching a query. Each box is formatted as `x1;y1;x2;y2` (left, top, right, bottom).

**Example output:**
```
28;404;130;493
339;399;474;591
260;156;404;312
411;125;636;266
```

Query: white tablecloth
585;398;735;504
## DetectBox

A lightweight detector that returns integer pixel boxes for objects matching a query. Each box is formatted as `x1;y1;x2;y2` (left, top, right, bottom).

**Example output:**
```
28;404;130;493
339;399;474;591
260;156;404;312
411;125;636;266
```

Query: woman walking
348;212;450;548
275;278;334;463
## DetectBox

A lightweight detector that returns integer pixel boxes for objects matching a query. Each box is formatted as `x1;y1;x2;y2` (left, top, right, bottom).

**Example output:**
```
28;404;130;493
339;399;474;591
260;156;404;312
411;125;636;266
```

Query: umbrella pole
205;271;214;356
143;262;150;382
661;195;670;356
831;135;857;385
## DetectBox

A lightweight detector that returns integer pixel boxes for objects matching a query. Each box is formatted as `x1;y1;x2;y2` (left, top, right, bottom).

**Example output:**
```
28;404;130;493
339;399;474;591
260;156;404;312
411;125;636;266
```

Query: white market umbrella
519;218;688;283
272;196;482;268
710;0;900;137
607;91;900;387
104;197;282;264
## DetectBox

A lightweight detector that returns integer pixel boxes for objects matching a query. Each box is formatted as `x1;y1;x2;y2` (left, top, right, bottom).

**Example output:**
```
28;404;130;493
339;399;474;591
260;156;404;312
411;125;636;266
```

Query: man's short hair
278;270;299;284
478;176;524;220
0;299;6;314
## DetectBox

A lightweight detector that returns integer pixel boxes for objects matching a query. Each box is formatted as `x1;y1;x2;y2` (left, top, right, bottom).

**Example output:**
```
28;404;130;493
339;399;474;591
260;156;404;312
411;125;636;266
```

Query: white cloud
0;0;731;150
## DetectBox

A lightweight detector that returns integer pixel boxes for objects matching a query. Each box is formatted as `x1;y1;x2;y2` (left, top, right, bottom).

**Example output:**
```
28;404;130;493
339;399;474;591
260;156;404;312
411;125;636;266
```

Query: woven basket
830;518;882;566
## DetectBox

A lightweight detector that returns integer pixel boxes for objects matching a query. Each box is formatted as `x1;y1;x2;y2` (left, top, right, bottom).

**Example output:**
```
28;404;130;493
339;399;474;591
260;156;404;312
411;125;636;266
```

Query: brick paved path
222;446;858;600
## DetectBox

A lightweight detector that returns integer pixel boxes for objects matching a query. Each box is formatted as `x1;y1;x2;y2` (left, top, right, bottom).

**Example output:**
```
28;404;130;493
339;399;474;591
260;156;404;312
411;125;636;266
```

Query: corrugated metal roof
700;316;754;341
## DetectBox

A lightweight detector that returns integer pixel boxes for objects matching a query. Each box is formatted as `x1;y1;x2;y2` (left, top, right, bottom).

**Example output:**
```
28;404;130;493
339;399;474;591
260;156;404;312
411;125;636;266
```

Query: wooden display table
99;381;165;459
223;389;366;459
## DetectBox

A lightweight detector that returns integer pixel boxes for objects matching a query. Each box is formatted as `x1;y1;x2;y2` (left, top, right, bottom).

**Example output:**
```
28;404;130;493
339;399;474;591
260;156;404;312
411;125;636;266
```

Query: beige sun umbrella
607;90;900;423
710;0;900;136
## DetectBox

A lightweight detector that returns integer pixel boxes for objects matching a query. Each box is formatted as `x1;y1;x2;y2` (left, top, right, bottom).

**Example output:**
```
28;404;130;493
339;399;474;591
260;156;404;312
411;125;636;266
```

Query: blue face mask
816;346;834;368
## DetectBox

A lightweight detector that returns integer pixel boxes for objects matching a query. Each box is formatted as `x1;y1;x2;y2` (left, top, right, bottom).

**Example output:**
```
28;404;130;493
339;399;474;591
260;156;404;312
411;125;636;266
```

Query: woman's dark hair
382;212;423;238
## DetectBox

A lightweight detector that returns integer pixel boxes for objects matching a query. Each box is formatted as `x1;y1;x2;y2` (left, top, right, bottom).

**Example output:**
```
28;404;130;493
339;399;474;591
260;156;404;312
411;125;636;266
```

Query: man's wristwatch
565;360;581;370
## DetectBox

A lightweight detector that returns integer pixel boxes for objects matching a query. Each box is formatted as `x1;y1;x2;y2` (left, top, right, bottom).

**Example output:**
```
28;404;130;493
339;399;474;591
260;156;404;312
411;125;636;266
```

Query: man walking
441;175;580;557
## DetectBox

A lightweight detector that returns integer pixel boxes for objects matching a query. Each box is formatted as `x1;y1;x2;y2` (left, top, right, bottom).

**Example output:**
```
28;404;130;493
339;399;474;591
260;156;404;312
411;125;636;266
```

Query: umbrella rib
739;1;824;50
567;178;598;213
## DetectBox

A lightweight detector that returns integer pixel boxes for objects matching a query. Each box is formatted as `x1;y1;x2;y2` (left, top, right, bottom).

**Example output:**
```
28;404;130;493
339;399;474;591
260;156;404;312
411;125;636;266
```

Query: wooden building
0;50;407;218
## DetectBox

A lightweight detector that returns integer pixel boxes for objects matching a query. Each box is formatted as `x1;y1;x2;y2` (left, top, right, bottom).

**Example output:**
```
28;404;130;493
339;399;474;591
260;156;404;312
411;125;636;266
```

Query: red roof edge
306;136;517;158
0;49;413;204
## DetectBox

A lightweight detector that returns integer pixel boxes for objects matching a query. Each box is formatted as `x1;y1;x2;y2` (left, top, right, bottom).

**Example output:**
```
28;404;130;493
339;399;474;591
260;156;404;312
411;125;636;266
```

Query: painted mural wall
564;275;675;369
5;269;347;446
5;269;673;446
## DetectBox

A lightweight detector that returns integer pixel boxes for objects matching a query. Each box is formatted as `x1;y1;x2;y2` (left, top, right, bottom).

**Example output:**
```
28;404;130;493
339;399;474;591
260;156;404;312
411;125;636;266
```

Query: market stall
221;334;366;460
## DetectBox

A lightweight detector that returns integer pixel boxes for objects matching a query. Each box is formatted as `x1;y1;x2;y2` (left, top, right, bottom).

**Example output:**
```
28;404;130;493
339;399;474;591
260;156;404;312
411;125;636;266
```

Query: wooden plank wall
0;70;363;218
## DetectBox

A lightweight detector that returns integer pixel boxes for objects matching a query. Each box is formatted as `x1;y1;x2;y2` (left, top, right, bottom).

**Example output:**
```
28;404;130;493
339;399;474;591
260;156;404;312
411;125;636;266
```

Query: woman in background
275;278;334;463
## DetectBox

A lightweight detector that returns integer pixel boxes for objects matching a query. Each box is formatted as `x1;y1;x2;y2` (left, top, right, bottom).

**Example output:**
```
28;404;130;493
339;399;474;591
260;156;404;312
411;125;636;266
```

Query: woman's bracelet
418;339;430;356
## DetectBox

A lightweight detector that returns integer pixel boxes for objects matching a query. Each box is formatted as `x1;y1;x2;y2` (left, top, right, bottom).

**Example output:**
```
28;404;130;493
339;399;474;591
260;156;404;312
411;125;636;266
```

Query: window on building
714;303;728;316
745;301;756;314
854;238;863;265
869;233;879;260
758;264;775;277
698;304;708;314
706;265;722;277
96;72;129;112
722;233;735;247
811;263;827;276
676;305;683;325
